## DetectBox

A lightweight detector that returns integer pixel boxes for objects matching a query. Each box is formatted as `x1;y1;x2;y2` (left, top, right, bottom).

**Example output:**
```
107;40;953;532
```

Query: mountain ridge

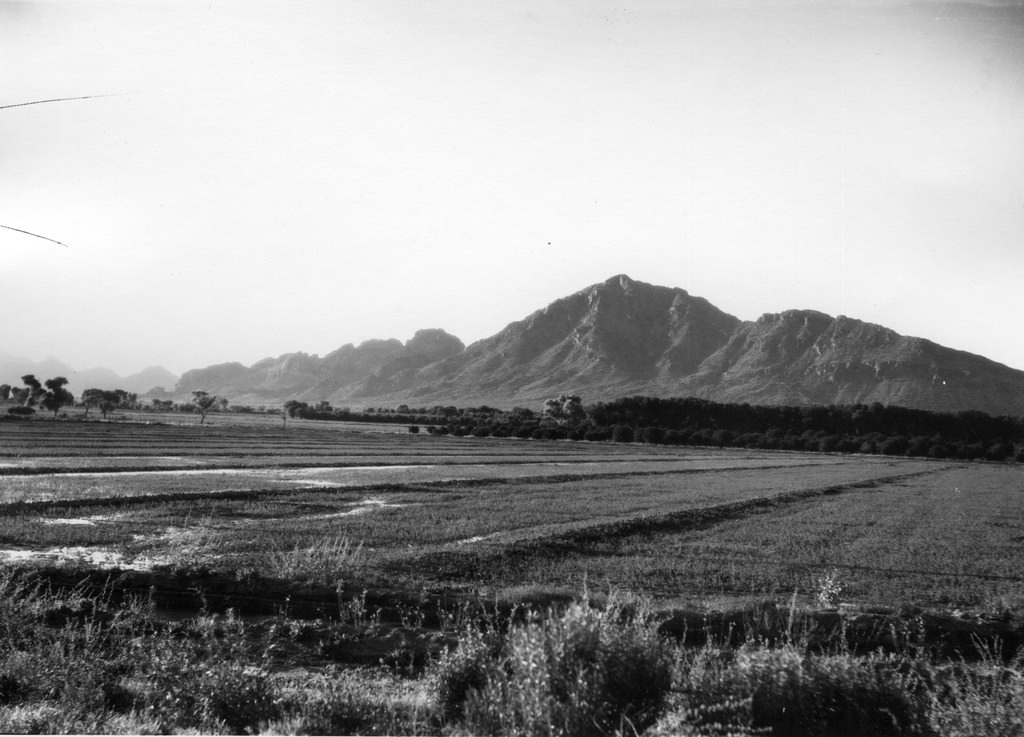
7;276;1023;416
167;275;1024;416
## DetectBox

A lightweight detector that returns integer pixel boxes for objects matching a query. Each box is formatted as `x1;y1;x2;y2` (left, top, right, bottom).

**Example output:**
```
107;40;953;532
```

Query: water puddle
40;464;433;479
256;497;408;525
0;546;156;570
455;532;498;545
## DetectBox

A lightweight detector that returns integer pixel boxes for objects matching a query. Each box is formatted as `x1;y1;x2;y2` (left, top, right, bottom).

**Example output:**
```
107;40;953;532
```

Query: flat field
1;417;1021;615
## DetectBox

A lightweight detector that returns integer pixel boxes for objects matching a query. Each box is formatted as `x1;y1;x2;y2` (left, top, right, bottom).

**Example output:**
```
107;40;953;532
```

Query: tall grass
264;535;365;584
431;593;674;736
0;567;1021;735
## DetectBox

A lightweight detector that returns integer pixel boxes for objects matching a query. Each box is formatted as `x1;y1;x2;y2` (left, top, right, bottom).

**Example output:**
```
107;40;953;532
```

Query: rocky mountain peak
404;329;465;362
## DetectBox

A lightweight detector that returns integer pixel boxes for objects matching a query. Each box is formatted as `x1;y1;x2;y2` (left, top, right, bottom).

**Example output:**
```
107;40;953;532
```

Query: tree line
1;376;225;424
280;394;1024;461
5;375;1023;461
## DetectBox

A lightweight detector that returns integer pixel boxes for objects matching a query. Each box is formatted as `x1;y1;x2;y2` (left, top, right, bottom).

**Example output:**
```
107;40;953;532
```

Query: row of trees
6;375;1023;461
279;393;1024;462
3;375;224;425
0;375;74;417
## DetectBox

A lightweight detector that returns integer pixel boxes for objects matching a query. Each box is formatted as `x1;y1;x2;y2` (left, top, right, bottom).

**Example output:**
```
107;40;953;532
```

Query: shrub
611;425;634;443
638;426;665;444
927;658;1024;737
446;596;674;736
430;624;503;723
134;612;278;734
673;645;933;737
265;536;364;585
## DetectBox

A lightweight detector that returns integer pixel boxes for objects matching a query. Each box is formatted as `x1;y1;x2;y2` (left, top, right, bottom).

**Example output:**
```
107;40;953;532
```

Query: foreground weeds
0;568;1021;735
429;593;672;737
428;596;1024;737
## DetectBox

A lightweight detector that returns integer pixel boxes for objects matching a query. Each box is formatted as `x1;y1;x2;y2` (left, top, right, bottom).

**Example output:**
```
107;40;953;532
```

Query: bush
265;537;364;585
927;658;1024;737
268;667;421;735
6;407;34;417
135;612;278;734
638;426;665;444
430;625;503;723
671;645;933;737
445;596;674;736
611;425;634;443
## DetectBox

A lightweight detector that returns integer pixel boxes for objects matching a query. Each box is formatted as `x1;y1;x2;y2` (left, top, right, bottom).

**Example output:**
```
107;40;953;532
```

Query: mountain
121;366;180;395
166;275;1024;416
0;354;178;396
684;310;1024;415
174;330;466;403
347;275;742;406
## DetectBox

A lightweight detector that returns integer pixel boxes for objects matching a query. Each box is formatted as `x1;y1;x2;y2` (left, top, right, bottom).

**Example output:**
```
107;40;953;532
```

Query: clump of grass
131;611;279;734
265;536;365;585
662;642;939;737
926;645;1024;737
430;592;674;736
0;567;432;735
430;620;504;723
267;666;433;736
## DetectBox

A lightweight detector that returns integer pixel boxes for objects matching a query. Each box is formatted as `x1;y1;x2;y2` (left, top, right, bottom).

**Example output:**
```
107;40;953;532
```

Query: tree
0;384;10;401
80;388;104;418
82;388;127;419
40;377;73;418
282;399;307;428
98;391;121;419
191;390;220;424
113;389;138;409
20;375;44;407
542;394;586;426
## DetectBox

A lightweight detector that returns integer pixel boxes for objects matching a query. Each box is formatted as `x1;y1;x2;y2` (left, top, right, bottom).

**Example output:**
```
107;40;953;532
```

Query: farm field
2;418;1024;735
1;418;1020;617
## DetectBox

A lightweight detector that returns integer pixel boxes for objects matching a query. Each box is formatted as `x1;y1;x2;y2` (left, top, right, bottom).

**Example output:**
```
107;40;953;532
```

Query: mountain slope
174;330;466;404
687;311;1024;415
347;275;741;405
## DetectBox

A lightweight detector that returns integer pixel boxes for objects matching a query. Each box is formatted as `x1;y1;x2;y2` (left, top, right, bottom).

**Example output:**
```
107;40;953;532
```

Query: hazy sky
3;0;1024;376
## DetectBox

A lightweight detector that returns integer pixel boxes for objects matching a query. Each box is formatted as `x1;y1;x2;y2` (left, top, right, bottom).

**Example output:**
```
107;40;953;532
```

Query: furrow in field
0;458;872;509
516;469;948;547
389;467;952;581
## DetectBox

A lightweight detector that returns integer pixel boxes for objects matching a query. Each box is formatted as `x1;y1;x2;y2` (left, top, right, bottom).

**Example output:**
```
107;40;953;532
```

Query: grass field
1;416;1022;734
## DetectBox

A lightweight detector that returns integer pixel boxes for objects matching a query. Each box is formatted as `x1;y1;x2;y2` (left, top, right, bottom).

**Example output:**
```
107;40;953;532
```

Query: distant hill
173;329;466;404
0;353;178;396
167;275;1024;416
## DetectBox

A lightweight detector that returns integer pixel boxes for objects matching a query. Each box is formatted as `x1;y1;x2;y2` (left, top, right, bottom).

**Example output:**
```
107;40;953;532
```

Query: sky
3;0;1024;377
